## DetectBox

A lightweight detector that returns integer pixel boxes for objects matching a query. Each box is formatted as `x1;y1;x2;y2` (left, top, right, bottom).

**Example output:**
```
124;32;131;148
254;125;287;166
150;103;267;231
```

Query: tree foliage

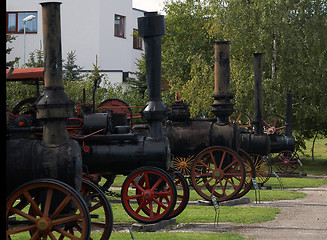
6;34;20;69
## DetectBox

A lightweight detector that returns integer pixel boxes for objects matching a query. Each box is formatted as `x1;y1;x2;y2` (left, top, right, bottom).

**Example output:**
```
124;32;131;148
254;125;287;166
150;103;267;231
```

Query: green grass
265;177;327;189
110;202;280;224
297;137;327;175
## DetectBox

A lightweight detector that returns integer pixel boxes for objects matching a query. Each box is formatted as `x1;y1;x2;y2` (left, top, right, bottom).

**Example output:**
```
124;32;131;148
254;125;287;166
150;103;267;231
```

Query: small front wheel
121;166;177;223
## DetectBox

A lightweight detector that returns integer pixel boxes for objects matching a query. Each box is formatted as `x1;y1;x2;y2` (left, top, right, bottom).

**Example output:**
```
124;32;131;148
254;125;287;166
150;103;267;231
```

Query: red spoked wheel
190;146;246;202
165;167;190;219
97;98;133;126
6;179;91;240
121;167;177;223
263;114;286;135
275;151;300;173
252;154;272;184
137;167;189;220
234;149;256;199
80;179;113;240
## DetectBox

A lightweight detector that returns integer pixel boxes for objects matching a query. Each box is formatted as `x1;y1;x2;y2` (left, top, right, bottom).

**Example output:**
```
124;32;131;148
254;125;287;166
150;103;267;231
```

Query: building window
133;29;142;50
6;12;38;33
114;14;125;38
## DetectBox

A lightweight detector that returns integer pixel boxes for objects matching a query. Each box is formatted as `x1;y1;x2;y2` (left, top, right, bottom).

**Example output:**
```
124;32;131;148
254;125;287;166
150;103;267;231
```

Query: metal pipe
285;93;292;137
138;12;166;138
36;2;73;146
253;53;264;135
211;41;234;125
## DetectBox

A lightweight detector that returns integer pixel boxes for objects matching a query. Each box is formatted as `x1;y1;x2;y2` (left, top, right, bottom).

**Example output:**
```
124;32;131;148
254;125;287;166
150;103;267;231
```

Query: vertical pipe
138;12;166;138
285;93;292;137
253;53;264;135
211;41;234;125
37;2;72;146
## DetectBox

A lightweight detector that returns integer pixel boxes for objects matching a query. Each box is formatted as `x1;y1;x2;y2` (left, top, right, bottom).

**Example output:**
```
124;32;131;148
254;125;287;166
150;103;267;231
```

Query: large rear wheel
191;146;246;202
6;179;91;240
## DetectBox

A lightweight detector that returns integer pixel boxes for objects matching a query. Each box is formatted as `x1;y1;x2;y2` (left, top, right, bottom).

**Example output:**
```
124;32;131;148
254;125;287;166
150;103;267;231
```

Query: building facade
6;0;146;84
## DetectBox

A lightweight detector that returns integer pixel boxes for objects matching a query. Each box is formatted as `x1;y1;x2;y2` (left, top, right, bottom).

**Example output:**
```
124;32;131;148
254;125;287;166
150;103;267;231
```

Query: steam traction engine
6;9;189;227
6;2;114;240
71;12;189;223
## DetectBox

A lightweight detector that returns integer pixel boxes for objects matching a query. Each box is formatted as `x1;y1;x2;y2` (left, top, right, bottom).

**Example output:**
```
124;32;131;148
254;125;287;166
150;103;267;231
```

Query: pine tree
63;50;83;81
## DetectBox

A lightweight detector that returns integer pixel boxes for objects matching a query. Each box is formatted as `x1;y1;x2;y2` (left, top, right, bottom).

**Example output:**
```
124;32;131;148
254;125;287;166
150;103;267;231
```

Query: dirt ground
113;182;327;239
169;183;327;239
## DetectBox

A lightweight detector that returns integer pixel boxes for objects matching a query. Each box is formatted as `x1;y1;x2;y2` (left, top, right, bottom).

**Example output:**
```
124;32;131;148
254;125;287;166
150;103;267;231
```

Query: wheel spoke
150;177;164;192
54;226;81;240
131;181;145;193
126;193;143;200
209;151;218;168
89;202;102;212
51;194;73;219
43;188;53;217
52;213;83;226
219;151;227;169
9;206;37;223
135;198;147;214
7;224;37;235
144;173;150;189
222;159;238;171
153;197;168;211
23;191;43;217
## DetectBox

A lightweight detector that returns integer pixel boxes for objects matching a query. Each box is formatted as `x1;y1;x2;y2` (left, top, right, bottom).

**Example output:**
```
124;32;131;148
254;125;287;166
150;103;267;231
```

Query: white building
6;0;146;84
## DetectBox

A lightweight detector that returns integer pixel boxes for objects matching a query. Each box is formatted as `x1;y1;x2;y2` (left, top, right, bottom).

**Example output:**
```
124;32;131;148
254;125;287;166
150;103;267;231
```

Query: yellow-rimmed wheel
251;154;272;184
173;155;195;176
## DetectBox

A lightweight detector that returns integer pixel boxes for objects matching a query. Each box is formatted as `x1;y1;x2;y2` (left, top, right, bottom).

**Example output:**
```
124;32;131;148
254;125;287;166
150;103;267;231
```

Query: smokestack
253;53;264;135
211;41;234;125
138;12;166;138
36;2;73;146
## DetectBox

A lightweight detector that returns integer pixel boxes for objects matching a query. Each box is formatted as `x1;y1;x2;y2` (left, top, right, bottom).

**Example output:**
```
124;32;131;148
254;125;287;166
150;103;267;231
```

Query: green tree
6;34;20;69
127;54;147;98
63;50;83;81
25;42;44;68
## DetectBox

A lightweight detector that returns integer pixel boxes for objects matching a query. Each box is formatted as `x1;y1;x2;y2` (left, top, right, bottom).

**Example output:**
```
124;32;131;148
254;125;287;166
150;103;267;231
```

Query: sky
133;0;165;13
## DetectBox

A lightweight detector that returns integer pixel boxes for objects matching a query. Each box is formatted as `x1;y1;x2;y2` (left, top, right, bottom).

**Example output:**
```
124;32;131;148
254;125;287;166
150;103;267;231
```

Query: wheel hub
179;161;188;169
37;218;52;232
213;169;224;180
143;190;153;200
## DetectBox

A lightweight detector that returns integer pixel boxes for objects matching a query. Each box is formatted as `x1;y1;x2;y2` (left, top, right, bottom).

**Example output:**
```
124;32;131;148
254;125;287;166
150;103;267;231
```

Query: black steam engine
6;4;188;240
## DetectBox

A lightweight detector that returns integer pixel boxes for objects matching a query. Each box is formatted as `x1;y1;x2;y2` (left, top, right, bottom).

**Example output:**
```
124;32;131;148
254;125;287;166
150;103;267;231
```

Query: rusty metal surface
36;2;73;146
211;41;234;125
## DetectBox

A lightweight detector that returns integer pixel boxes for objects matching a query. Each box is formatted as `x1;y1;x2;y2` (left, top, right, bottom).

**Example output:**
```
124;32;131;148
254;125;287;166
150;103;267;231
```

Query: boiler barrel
6;139;82;197
81;136;171;175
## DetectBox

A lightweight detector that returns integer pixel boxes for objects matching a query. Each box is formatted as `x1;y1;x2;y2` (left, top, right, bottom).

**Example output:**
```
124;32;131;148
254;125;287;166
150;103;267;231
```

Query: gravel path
235;183;327;240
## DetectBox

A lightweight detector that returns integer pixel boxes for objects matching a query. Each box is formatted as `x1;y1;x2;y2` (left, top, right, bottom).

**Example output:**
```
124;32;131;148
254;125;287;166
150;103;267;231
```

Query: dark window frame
6;11;38;34
114;14;126;38
133;29;142;50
